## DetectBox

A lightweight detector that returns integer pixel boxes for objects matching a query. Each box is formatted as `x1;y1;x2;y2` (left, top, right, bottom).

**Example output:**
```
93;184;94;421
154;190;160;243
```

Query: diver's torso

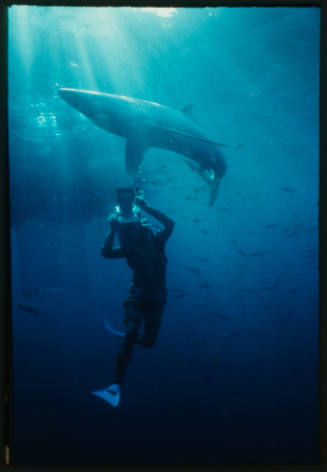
125;237;167;292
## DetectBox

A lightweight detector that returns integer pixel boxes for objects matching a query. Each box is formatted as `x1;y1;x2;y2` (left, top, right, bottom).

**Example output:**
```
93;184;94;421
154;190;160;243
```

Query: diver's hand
135;196;149;210
108;214;119;230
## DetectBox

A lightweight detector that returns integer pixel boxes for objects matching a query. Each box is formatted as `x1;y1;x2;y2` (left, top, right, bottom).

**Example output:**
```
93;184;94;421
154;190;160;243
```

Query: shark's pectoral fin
125;137;148;176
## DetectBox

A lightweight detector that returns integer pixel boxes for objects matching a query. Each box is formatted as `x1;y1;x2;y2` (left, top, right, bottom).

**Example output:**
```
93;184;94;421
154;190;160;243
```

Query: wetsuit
102;209;174;385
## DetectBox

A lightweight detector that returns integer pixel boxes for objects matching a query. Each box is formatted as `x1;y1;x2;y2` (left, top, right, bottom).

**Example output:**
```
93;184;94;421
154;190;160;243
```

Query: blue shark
58;88;227;205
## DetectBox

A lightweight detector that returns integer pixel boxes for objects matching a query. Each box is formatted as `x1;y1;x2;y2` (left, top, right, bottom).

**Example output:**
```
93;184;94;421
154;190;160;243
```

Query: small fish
218;207;231;213
228;330;241;336
193;218;202;224
304;252;318;258
306;225;318;233
304;301;318;306
261;283;280;290
37;286;73;295
201;311;217;319
304;255;318;261
202;370;213;380
163;348;178;356
233;245;248;257
216;314;229;321
199;281;213;288
280;187;296;192
18;304;42;315
249;251;269;257
303;248;318;253
186;266;202;276
263;305;273;310
168;287;185;293
303;249;318;256
236;144;245;149
285;230;301;238
75;308;88;316
282;224;302;234
197;256;209;262
241;288;257;293
249;329;272;336
192;186;206;194
176;293;187;298
211;354;221;360
185;195;197;201
201;229;209;235
287;289;298;294
262;224;279;229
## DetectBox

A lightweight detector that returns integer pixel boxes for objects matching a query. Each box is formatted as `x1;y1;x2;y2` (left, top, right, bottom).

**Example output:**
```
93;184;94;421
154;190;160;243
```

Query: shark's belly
151;131;213;166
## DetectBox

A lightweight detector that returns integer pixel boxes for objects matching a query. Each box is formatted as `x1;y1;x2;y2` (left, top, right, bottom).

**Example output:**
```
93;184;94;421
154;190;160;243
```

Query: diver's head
116;187;135;218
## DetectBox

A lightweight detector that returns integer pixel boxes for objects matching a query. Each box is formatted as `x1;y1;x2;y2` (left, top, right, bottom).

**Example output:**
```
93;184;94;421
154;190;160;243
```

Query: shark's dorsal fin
181;104;197;122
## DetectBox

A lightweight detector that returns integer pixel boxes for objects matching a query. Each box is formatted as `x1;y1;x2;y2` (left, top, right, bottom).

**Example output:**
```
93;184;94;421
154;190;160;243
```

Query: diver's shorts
123;286;167;326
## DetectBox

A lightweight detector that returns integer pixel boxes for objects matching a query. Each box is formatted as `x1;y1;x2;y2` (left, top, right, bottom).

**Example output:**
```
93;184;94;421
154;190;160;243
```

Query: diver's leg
113;301;142;385
139;301;164;348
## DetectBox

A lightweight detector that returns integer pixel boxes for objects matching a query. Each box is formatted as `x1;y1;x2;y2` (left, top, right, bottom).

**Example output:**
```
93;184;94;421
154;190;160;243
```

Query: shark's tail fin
185;160;221;206
208;177;221;206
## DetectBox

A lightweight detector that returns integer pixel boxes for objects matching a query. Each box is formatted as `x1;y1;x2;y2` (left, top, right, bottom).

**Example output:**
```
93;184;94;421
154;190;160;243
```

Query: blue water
9;6;319;465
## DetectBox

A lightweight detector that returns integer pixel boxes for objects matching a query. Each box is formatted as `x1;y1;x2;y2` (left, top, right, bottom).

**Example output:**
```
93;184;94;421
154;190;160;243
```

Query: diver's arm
101;217;125;259
135;197;175;241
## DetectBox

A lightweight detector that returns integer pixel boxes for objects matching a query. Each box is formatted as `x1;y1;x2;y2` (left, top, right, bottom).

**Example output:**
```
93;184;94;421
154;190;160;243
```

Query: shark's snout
58;88;78;106
58;88;97;118
58;88;68;98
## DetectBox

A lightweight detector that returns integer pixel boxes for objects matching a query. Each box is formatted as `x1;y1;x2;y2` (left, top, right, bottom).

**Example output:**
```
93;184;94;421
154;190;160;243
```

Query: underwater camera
114;187;142;224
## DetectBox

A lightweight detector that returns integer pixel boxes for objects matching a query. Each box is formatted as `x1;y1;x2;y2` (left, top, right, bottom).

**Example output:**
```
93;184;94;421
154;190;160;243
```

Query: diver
92;187;175;407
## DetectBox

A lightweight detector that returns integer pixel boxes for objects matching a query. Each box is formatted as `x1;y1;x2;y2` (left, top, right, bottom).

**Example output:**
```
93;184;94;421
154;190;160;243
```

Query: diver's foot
92;383;120;407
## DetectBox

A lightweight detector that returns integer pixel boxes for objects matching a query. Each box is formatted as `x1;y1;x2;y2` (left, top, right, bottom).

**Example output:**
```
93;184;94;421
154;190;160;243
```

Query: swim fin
92;384;120;407
104;317;126;339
